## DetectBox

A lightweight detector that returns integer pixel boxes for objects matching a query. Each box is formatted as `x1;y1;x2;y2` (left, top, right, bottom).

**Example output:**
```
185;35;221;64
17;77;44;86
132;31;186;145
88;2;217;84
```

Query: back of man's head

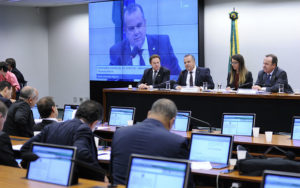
20;86;36;100
0;62;8;73
150;98;177;122
37;96;56;119
0;81;12;92
75;100;103;125
0;101;8;131
5;58;16;69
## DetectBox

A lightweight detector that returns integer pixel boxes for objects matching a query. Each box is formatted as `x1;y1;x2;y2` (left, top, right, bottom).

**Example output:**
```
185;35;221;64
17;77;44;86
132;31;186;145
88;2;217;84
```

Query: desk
103;88;300;132
0;165;109;188
10;136;30;146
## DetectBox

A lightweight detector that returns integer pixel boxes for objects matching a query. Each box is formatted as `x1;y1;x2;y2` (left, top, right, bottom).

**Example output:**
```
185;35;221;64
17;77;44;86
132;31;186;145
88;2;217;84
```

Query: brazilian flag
228;10;239;72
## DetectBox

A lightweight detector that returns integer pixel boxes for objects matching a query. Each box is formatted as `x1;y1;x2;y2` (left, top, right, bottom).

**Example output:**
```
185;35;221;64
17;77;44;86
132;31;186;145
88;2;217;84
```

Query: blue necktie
131;47;145;65
265;74;271;85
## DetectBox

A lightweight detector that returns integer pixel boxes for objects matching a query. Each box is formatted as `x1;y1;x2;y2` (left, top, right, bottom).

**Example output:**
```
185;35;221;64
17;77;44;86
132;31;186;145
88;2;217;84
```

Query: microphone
177;113;212;132
264;146;295;160
157;80;176;89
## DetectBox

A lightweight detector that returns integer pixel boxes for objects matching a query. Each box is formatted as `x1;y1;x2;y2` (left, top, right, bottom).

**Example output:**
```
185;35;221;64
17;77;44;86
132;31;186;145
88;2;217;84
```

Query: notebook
31;104;40;119
291;116;300;140
126;154;190;188
172;110;191;131
221;113;256;136
189;133;233;169
262;170;300;188
26;142;77;186
62;104;79;121
109;106;135;127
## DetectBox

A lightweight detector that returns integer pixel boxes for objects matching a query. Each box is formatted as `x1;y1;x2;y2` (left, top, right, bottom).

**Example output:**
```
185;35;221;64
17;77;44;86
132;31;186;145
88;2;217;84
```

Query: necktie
131;47;145;65
265;74;271;85
189;71;193;86
152;70;157;85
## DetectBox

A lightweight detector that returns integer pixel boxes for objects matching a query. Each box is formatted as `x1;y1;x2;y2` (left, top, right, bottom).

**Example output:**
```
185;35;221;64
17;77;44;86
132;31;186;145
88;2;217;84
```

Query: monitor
109;106;135;127
32;104;40;119
189;133;233;169
126;154;190;188
172;110;191;132
26;142;77;186
62;105;79;121
262;170;300;188
291;116;300;140
221;113;256;136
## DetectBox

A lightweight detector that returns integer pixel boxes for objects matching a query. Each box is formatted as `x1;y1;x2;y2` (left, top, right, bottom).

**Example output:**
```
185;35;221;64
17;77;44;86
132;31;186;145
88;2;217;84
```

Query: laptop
291;116;300;140
126;154;190;188
172;110;192;131
109;106;135;127
26;142;77;186
31;104;40;119
189;133;233;169
262;170;300;188
62;104;79;121
221;113;256;136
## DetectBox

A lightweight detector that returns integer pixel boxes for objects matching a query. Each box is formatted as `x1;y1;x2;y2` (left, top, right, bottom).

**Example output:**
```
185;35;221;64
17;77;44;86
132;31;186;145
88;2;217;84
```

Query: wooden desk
10;136;30;146
103;88;300;132
0;165;109;188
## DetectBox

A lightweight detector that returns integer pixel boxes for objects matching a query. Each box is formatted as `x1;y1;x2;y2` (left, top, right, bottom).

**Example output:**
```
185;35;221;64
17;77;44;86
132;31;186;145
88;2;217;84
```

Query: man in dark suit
33;96;58;131
175;54;214;90
137;54;170;89
3;86;38;137
21;100;105;181
111;98;189;185
0;81;13;108
252;54;293;93
109;3;181;76
0;101;18;167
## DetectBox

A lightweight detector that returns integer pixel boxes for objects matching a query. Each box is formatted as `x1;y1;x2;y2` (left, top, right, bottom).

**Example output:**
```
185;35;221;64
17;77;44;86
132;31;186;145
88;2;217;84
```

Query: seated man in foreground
111;98;189;185
137;54;170;89
21;100;105;181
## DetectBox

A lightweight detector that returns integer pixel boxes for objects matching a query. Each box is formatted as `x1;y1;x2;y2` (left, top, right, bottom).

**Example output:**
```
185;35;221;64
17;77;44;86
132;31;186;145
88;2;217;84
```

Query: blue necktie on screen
131;47;145;65
265;74;271;85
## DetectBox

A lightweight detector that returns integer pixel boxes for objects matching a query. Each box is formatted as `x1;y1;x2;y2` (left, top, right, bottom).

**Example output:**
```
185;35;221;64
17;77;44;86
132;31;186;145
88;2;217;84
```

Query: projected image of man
110;3;181;76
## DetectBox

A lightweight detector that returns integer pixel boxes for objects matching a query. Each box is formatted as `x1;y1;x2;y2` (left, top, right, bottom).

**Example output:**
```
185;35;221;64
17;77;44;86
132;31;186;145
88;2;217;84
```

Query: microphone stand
178;113;212;132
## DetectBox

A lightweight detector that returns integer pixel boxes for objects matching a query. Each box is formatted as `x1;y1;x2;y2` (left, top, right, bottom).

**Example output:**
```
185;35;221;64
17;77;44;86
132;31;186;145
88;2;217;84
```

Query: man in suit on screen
109;3;181;76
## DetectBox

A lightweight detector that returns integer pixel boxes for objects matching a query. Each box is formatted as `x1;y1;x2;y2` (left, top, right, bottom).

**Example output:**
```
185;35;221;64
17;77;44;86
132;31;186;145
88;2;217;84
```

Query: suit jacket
0;94;12;108
33;119;56;131
20;119;105;181
110;34;181;75
226;71;253;89
111;118;189;185
3;100;34;137
0;131;18;167
176;67;215;89
255;67;293;93
137;67;170;88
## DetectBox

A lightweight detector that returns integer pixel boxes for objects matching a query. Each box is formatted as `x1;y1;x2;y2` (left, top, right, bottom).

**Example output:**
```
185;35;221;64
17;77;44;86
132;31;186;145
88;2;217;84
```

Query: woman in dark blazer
226;54;253;90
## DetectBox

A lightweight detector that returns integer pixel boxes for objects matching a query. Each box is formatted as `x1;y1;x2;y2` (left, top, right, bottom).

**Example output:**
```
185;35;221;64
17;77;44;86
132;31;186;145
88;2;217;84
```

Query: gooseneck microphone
177;113;212;132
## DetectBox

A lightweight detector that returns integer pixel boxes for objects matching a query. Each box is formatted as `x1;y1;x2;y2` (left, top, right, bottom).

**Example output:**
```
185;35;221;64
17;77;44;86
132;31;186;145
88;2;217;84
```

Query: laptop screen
62;105;79;121
292;117;300;140
189;133;233;165
109;106;135;126
32;104;40;119
172;111;191;131
127;154;189;188
222;113;255;136
262;170;300;188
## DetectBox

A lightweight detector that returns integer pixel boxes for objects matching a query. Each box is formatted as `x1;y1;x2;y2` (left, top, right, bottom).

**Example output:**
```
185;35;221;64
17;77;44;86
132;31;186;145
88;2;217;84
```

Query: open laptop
109;106;135;127
126;154;190;188
62;104;79;121
291;116;300;140
172;110;192;131
189;133;233;169
31;104;40;119
26;142;77;186
262;170;300;188
221;113;256;136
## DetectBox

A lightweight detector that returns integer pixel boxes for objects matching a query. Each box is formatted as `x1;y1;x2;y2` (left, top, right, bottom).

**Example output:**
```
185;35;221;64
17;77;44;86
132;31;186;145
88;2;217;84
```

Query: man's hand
252;85;262;90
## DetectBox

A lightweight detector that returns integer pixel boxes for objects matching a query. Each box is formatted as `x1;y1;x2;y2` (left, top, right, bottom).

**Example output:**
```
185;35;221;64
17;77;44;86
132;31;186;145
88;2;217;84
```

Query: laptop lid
221;113;256;136
262;170;300;188
189;133;233;167
291;116;300;140
31;104;40;119
126;154;190;188
172;110;192;131
109;106;135;127
62;104;79;121
26;142;77;186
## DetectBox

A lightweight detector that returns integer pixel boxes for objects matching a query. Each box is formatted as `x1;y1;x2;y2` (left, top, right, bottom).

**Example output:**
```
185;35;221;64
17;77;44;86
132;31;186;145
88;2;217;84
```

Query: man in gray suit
252;54;293;93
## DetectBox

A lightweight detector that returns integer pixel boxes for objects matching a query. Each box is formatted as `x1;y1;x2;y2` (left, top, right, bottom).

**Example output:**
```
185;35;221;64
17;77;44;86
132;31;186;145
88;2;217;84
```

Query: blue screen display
222;115;254;136
292;118;300;140
109;107;134;126
89;0;198;81
32;105;40;119
264;174;300;188
172;111;190;131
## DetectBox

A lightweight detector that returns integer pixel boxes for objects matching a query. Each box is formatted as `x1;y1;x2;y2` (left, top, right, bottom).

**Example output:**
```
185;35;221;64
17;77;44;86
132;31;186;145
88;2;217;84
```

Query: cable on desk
216;171;220;188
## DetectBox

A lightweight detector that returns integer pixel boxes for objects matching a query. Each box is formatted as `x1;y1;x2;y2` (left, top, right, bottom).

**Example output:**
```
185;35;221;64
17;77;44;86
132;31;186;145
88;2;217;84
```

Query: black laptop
172;110;192;131
109;106;136;126
221;113;256;136
262;170;300;188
